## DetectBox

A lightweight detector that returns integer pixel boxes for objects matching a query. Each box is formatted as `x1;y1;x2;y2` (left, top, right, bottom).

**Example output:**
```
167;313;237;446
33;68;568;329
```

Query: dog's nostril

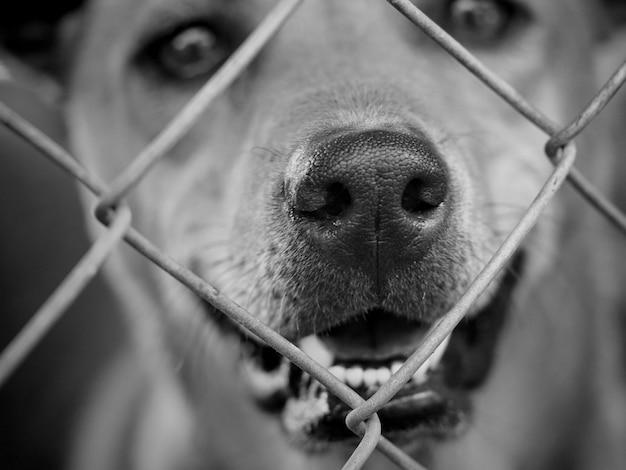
297;182;352;220
322;182;352;217
402;178;445;214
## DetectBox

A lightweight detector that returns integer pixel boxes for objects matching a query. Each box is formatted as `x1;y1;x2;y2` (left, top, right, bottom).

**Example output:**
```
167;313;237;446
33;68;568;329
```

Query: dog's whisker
251;146;288;161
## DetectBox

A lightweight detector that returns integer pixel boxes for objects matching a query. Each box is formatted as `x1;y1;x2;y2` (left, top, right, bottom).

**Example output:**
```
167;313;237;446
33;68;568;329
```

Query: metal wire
0;80;418;469
0;205;132;387
345;143;576;435
95;0;304;221
386;0;626;236
545;58;626;157
1;1;625;469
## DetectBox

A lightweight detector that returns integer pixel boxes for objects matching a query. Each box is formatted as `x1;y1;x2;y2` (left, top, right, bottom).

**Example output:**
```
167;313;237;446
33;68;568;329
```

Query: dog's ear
600;0;626;28
596;0;626;40
0;0;86;102
594;0;626;91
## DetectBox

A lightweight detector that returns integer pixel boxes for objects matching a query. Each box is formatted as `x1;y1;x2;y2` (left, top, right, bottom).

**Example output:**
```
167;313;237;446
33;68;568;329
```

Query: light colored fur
4;1;626;469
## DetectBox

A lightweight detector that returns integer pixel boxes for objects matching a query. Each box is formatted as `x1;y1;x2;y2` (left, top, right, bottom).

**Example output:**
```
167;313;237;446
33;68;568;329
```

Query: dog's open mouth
209;253;522;448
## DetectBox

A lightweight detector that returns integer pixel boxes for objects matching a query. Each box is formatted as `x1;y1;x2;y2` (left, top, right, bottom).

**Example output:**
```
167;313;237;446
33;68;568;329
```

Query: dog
2;1;626;469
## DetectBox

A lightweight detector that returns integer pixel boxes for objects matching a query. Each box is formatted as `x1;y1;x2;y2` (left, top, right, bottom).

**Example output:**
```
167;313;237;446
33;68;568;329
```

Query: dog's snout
284;129;451;275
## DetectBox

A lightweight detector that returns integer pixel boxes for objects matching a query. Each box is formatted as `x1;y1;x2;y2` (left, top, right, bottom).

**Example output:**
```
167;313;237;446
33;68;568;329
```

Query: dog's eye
146;24;230;80
446;0;526;43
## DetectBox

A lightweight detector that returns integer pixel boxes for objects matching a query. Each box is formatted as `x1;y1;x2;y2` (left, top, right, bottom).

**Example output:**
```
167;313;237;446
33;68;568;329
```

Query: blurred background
0;81;125;470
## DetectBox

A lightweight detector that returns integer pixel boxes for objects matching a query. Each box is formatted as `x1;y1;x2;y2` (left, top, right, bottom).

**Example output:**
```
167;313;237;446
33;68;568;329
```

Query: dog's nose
284;129;450;276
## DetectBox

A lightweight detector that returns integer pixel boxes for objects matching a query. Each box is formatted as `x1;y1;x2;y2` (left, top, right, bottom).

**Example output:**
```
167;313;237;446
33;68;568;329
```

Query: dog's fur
2;1;626;469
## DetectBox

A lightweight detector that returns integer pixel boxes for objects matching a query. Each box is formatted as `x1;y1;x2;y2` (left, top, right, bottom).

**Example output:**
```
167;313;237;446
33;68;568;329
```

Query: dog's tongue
320;310;428;361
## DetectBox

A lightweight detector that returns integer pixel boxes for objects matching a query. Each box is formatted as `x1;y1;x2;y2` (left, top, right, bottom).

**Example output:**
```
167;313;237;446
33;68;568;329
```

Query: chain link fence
1;0;625;469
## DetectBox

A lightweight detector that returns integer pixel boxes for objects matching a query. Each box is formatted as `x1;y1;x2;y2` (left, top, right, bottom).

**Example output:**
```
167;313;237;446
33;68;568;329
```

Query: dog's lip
307;377;467;443
212;251;524;444
316;309;451;363
235;264;507;367
280;354;468;446
228;261;507;353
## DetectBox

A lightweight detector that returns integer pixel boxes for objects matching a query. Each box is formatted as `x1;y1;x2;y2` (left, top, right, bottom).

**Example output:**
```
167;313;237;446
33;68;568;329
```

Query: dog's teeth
308;379;323;399
412;361;429;384
299;335;334;368
391;361;403;375
329;365;346;383
469;277;502;316
410;335;452;383
299;372;311;395
328;365;395;387
241;358;289;399
427;334;451;370
363;368;378;388
345;366;364;389
376;367;391;385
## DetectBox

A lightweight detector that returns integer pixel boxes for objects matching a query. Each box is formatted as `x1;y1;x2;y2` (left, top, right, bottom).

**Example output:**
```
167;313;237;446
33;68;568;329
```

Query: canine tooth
411;336;452;383
363;368;378;388
391;361;403;375
345;366;364;389
469;277;502;316
299;336;334;368
299;372;311;395
329;365;346;383
376;367;391;385
308;379;323;399
241;359;289;399
428;334;451;370
412;361;429;384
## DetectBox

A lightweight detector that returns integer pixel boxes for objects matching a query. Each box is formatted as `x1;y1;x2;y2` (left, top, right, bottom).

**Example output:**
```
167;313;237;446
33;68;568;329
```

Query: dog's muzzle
204;128;521;449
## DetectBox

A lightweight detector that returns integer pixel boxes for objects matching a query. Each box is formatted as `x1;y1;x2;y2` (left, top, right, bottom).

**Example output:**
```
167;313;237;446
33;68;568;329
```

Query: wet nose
284;129;451;276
